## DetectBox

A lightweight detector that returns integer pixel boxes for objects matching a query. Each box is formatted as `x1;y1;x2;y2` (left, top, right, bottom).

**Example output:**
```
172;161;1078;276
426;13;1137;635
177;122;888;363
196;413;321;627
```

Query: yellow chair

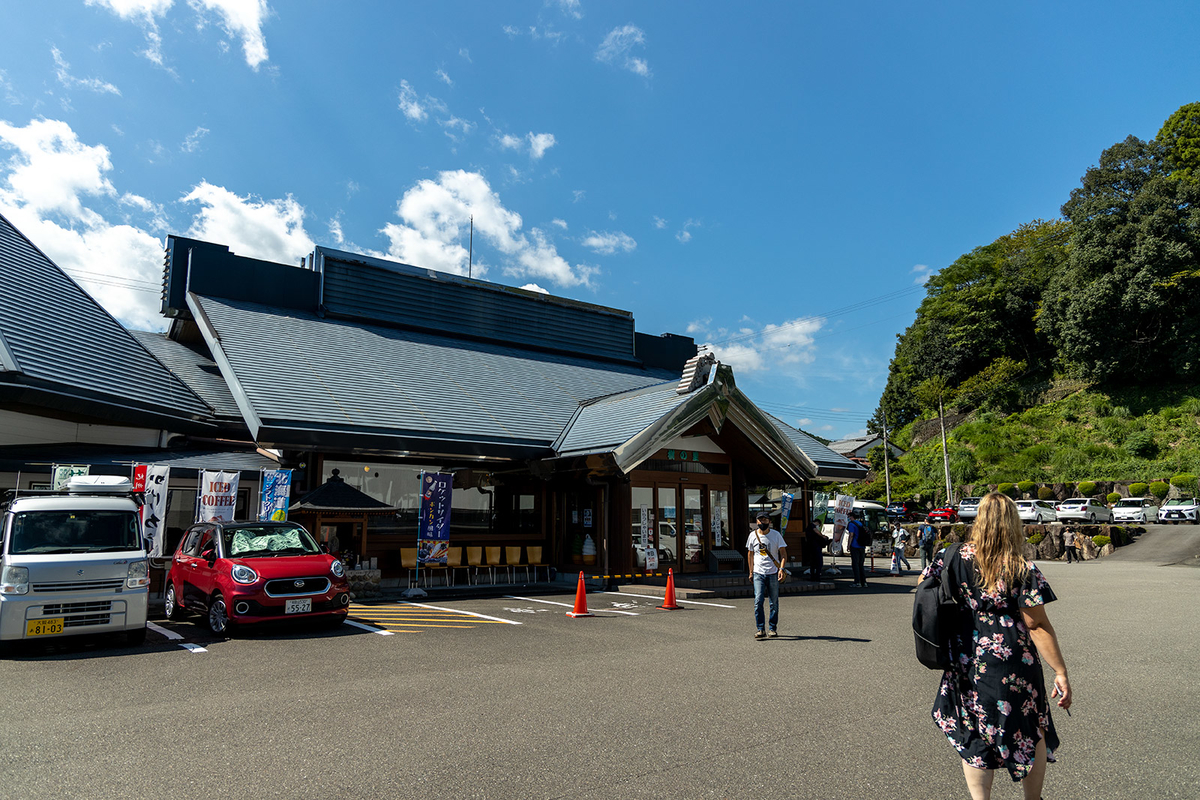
505;546;526;583
400;548;419;588
484;546;503;584
466;546;484;585
446;546;465;586
527;545;549;583
423;553;449;588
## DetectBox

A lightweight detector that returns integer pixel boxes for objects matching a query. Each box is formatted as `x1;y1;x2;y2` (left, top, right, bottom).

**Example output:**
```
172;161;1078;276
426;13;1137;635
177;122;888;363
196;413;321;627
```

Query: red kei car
926;507;959;523
164;520;349;635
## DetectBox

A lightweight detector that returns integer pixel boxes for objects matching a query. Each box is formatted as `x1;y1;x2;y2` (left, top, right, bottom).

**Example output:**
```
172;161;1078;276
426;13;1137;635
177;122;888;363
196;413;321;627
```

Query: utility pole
939;393;952;505
882;407;892;506
468;215;474;279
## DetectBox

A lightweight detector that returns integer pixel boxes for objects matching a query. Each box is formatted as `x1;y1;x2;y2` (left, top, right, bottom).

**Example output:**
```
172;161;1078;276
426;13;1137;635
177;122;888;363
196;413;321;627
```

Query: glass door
657;486;678;568
682;487;704;571
631;486;653;569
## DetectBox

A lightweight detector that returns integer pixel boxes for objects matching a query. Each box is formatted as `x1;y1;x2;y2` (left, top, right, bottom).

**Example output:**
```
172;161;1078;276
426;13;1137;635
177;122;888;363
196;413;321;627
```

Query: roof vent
676;353;716;395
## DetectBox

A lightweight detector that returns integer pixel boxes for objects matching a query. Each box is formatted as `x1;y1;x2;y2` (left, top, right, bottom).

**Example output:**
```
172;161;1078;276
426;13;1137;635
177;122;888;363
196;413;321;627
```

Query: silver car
1016;500;1057;524
1055;497;1113;523
957;497;982;522
1111;497;1159;524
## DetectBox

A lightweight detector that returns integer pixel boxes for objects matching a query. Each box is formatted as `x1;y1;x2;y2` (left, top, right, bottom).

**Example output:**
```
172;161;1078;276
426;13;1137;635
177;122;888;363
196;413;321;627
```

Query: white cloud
582;230;636;255
435;68;453;86
86;0;172;65
556;0;583;19
190;0;271;70
502;25;520;37
911;263;934;285
498;133;523;150
676;218;699;243
328;215;344;245
181;181;314;264
551;218;567;230
521;282;549;294
440;116;476;142
596;24;651;77
398;80;427;122
572;189;585;203
652;215;667;229
458;48;471;62
689;315;825;376
181;125;209;153
51;47;122;96
528;132;556;159
0;118;116;220
797;418;813;427
380;169;596;287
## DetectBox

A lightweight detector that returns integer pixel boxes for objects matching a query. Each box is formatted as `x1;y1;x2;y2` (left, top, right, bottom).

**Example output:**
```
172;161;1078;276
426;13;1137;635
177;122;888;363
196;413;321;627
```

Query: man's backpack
912;543;963;670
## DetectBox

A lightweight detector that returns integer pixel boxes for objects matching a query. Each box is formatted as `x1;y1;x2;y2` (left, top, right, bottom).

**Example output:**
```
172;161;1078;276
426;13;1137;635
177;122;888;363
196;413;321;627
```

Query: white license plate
284;598;312;614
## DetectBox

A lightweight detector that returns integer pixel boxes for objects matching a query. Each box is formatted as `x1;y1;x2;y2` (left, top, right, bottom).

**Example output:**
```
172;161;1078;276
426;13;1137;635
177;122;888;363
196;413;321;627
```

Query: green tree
1159;101;1200;185
1040;135;1200;383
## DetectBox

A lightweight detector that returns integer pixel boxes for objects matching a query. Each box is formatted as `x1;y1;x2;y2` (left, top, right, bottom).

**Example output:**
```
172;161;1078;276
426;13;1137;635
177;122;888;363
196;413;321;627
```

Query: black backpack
912;543;963;670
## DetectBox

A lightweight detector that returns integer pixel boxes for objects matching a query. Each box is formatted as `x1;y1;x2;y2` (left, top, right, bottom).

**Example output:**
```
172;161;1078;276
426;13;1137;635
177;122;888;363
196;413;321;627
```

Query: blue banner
418;471;452;565
780;492;794;531
258;468;293;521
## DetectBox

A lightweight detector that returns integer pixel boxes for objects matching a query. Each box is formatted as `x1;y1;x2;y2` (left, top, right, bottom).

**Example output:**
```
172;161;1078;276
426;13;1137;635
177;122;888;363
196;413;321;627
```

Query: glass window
180;527;202;556
323;461;493;538
196;529;215;557
631;486;653;568
710;489;729;548
657;486;677;566
9;510;140;555
683;488;703;564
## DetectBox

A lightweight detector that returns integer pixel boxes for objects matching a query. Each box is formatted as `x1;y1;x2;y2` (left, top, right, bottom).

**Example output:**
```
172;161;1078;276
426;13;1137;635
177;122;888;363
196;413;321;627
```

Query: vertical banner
639;505;650;547
51;464;89;490
812;492;830;524
133;464;171;557
780;492;794;532
197;470;240;522
711;505;723;547
418;471;452;566
834;494;855;553
258;469;293;521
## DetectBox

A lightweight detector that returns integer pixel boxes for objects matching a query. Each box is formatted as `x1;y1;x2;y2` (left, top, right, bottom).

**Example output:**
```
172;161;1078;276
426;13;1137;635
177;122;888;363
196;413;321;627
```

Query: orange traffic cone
658;568;682;610
566;571;594;617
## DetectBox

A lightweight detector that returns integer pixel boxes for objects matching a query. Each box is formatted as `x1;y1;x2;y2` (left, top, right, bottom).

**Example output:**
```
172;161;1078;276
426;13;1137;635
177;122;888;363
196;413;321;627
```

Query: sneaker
768;630;778;638
754;630;766;640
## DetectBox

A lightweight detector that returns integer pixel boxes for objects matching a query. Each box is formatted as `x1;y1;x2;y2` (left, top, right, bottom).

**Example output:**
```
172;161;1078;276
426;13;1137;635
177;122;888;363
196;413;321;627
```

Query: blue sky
1;1;1197;440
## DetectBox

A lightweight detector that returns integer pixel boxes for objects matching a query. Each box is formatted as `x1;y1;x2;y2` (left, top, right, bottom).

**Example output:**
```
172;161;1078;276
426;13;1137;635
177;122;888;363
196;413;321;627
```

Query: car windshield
1063;499;1086;504
223;525;321;557
1115;499;1144;507
1163;499;1192;507
8;510;141;555
1016;502;1033;508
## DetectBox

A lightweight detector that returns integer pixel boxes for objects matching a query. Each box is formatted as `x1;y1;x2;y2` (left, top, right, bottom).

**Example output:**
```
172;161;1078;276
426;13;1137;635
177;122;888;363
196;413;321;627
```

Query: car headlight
230;563;259;585
1;565;29;595
330;559;345;578
126;560;150;588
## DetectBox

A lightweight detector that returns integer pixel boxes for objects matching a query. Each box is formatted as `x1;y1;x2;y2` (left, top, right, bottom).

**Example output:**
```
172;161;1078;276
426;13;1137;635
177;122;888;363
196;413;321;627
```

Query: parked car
1111;497;1160;524
927;507;958;523
886;500;924;522
1055;497;1113;523
1159;497;1200;524
957;497;983;522
1016;500;1058;524
164;520;349;635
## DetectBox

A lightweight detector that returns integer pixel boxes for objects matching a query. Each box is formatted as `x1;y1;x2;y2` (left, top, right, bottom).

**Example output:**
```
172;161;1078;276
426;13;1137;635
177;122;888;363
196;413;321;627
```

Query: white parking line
603;591;737;609
505;595;639;615
344;619;397;636
403;601;523;624
147;621;183;640
179;643;207;653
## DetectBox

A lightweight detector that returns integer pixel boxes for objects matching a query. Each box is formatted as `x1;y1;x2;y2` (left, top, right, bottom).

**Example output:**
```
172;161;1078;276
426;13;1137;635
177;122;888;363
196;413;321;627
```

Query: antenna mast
468;215;473;279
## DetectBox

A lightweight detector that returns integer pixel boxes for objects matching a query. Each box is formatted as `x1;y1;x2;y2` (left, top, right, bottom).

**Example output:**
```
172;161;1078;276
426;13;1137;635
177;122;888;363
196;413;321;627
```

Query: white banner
134;464;171;557
197;470;240;523
51;464;89;490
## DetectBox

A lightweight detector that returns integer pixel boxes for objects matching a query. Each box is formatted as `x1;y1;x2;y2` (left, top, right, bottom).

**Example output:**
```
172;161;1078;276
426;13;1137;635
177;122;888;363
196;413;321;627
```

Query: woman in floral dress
922;493;1073;800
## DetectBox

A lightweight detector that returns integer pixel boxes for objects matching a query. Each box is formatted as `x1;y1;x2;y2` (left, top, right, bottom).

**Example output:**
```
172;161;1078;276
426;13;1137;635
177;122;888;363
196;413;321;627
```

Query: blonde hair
968;492;1029;593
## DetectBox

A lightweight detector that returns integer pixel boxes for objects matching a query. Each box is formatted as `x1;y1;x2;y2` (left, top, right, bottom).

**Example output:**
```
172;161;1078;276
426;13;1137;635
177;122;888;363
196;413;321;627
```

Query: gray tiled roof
191;295;678;449
765;414;868;480
129;331;242;418
0;213;211;421
554;382;687;455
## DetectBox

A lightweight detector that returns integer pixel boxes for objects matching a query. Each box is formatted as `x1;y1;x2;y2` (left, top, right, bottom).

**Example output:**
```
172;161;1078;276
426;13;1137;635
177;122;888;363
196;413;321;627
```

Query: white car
1016;500;1057;524
1055;497;1113;523
957;497;982;522
1111;497;1159;524
1159;497;1200;524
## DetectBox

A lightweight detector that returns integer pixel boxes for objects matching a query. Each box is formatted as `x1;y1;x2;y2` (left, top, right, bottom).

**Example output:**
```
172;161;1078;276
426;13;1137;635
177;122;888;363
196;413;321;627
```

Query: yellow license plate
26;618;65;637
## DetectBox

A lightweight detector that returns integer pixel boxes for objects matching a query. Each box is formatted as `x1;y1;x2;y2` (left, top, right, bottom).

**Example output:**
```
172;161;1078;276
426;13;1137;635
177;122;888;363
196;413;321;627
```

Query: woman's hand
1050;673;1072;710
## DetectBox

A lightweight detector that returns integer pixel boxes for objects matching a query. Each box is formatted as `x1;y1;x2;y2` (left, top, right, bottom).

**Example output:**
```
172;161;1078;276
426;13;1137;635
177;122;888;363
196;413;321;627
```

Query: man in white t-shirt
746;511;788;639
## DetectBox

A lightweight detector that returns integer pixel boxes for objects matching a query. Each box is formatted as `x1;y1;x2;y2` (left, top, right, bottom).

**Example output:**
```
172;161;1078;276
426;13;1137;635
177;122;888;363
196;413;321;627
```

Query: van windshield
8;510;141;554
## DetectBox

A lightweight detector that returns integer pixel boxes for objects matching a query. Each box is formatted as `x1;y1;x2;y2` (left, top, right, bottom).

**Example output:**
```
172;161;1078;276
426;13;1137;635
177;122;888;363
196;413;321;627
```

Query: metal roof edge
723;394;813;483
609;385;719;473
0;326;20;372
186;292;264;440
0;376;220;433
550;403;588;453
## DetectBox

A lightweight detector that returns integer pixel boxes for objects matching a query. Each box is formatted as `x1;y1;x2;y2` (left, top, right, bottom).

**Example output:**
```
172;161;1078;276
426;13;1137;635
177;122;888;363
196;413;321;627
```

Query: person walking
921;492;1072;800
847;511;869;588
1063;528;1078;563
803;519;825;580
919;521;936;571
746;511;787;639
891;521;911;574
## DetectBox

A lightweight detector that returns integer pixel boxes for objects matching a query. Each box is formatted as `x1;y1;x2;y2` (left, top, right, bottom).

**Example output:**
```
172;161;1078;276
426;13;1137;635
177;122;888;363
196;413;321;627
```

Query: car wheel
164;582;181;620
124;626;147;647
1088;513;1096;523
207;595;233;636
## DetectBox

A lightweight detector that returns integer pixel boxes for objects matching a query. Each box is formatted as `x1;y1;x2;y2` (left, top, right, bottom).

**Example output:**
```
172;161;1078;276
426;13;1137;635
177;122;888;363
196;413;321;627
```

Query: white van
1;476;149;648
820;499;890;553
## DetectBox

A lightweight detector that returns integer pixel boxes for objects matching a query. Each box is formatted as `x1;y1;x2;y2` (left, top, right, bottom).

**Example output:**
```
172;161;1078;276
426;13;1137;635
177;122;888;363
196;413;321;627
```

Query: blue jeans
753;572;780;631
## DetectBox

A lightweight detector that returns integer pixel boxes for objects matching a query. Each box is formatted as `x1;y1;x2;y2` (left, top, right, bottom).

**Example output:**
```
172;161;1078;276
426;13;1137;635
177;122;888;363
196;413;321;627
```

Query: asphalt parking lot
2;526;1198;799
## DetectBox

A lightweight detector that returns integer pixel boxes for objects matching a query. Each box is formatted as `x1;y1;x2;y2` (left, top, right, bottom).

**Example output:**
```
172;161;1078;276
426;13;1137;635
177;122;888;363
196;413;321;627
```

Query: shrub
1038;486;1055;501
1017;480;1036;495
1170;473;1198;493
1092;535;1111;549
996;482;1017;497
1108;526;1128;546
1027;532;1045;546
1077;481;1098;497
1107;492;1122;504
1125;431;1157;459
1128;482;1149;497
1149;481;1171;499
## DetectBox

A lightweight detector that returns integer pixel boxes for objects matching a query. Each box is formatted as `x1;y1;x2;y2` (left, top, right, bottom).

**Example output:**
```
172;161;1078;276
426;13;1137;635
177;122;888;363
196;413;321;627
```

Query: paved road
1108;523;1200;566
2;530;1198;799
